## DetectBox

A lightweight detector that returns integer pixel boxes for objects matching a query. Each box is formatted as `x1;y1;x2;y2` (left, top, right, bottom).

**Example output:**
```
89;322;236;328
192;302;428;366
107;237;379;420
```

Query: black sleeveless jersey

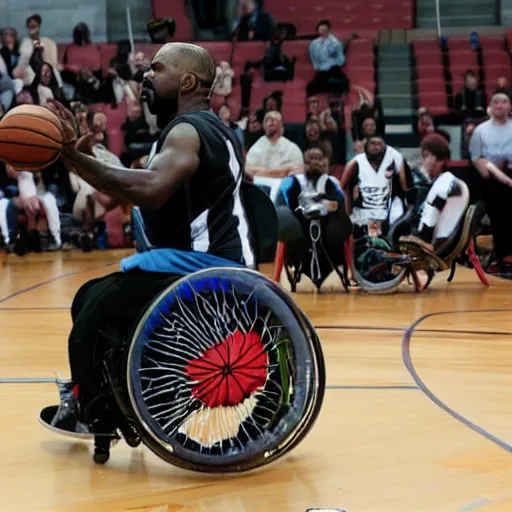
140;110;255;267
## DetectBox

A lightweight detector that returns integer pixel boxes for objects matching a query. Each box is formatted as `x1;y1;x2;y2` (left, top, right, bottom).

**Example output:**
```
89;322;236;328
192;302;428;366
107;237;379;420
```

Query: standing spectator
13;14;60;87
469;90;512;272
232;0;276;42
455;70;487;121
307;20;348;97
29;62;65;106
245;110;304;201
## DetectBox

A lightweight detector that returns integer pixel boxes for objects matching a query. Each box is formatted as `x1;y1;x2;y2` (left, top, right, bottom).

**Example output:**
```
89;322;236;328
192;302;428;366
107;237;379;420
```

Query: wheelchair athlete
341;136;413;238
399;134;472;270
275;147;352;289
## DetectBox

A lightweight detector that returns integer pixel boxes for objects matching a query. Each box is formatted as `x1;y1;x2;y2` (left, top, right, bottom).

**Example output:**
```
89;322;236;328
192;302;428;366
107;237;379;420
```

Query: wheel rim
127;268;323;469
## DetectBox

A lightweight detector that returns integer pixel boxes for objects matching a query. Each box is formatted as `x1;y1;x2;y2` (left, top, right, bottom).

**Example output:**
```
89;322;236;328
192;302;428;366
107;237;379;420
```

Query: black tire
125;268;325;473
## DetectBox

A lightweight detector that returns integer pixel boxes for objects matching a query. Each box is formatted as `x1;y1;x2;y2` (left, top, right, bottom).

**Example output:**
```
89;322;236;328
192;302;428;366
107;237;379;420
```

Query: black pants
68;270;180;412
307;67;349;97
482;179;512;259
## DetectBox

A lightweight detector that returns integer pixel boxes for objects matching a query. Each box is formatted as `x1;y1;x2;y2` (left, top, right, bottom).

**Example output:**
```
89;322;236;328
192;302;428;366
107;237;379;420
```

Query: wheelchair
348;181;490;294
81;182;326;473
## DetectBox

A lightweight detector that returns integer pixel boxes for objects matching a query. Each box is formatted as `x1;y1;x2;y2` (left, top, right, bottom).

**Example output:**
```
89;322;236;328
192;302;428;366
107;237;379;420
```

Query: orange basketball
0;105;64;171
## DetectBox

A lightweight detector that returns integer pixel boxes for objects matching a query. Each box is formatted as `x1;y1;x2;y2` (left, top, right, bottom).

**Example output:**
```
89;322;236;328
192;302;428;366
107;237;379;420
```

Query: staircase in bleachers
416;0;499;28
377;44;418;148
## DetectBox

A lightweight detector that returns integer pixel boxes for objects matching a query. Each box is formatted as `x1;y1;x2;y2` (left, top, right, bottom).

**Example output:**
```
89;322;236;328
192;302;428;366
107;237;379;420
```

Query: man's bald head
142;43;217;125
155;43;216;89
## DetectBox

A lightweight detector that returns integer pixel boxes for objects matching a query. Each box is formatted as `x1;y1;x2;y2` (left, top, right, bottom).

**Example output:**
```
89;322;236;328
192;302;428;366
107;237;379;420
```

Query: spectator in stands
13;14;60;87
263;91;283;113
351;87;385;141
244;108;265;150
62;23;104;104
29;62;65;106
1;28;20;76
218;104;244;147
15;86;35;105
303;118;333;164
275;146;352;285
417;107;435;141
341;136;411;234
307;97;320;120
470;90;512;273
213;61;234;97
245;110;304;201
455;70;487;121
232;0;276;41
16;169;62;252
307;20;348;98
353;116;378;154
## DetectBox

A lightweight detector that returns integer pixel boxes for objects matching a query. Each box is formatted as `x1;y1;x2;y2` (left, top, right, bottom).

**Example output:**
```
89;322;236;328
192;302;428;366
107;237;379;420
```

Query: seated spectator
232;0;276;42
351;87;385;140
307;96;321;120
16;168;62;251
29;62;66;106
455;70;487;121
417;107;435;141
1;28;21;75
353;116;378;154
245;110;304;201
218;104;244;147
213;61;234;97
469;90;512;273
0;28;22;111
275;146;352;285
303;118;333;164
263;91;282;113
341;136;411;233
62;23;104;104
244;108;265;150
307;20;348;98
13;14;60;87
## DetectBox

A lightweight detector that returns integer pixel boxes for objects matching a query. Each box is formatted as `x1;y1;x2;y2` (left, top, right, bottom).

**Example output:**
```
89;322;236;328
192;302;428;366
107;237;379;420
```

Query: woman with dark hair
72;23;92;47
62;23;104;104
1;28;21;76
29;61;66;106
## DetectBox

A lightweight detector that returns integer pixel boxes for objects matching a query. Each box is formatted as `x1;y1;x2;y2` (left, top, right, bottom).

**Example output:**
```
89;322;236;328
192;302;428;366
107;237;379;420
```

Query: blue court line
402;309;512;454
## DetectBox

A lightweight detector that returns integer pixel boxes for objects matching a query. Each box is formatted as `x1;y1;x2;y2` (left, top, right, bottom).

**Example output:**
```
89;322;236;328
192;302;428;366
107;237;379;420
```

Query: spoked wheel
350;236;408;293
125;268;325;473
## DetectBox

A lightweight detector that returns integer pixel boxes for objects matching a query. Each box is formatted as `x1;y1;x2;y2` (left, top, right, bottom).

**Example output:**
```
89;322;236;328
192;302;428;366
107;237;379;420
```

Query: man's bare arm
245;163;303;179
474;157;512;187
62;123;200;208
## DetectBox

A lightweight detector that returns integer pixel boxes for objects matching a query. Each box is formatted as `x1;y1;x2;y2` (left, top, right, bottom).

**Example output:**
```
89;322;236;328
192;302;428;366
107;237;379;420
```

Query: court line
0;263;115;306
316;325;512;336
402;309;512;454
326;385;418;390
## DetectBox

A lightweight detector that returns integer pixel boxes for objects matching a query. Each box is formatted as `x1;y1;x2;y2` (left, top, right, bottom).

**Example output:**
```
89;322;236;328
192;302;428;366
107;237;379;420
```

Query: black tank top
140;110;255;267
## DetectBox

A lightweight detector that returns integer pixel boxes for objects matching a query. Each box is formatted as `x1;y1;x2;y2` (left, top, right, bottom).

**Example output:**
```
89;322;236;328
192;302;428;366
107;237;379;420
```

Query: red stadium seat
416;52;443;67
418;92;449;115
479;37;505;51
483;50;511;68
416;65;445;82
413;40;441;55
447;37;471;52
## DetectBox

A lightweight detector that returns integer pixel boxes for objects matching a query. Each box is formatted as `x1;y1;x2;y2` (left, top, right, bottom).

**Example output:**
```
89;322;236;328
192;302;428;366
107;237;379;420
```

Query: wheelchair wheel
125;268;325;473
350;236;408;293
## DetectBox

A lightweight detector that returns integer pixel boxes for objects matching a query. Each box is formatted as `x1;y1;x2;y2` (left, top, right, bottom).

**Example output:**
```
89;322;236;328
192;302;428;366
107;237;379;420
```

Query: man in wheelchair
399;134;472;270
38;44;259;441
275;147;352;289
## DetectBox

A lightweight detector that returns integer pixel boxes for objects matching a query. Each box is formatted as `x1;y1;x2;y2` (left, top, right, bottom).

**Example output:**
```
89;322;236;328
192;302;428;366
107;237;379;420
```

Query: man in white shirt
13;14;61;87
245;110;304;202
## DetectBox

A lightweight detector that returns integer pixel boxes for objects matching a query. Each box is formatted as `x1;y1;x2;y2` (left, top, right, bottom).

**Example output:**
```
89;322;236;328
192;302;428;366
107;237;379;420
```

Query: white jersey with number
351;146;404;224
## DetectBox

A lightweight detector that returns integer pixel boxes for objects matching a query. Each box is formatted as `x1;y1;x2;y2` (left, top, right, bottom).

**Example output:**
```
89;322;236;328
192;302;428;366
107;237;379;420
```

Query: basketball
0;105;64;171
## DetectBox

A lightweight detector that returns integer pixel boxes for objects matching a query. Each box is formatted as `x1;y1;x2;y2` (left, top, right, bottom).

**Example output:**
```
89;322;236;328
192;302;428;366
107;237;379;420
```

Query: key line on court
0;262;115;306
402;309;512;454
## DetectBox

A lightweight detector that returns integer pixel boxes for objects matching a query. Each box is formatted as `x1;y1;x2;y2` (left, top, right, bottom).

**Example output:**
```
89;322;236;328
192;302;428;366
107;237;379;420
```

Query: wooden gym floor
0;251;511;512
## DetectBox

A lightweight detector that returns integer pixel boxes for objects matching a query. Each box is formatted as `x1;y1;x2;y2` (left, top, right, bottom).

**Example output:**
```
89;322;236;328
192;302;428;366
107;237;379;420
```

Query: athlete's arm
62;123;200;208
340;159;357;214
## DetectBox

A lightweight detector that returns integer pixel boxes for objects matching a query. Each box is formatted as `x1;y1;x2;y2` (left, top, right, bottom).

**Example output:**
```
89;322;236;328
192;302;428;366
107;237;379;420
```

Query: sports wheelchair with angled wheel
348;180;490;293
75;182;326;473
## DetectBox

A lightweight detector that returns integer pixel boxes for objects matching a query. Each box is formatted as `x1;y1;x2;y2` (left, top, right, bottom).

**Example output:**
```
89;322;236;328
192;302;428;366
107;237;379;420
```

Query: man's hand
20;196;40;216
45;100;78;155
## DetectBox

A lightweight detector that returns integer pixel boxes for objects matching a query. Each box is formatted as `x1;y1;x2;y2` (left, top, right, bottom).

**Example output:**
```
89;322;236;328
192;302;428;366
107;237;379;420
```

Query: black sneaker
38;379;94;439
